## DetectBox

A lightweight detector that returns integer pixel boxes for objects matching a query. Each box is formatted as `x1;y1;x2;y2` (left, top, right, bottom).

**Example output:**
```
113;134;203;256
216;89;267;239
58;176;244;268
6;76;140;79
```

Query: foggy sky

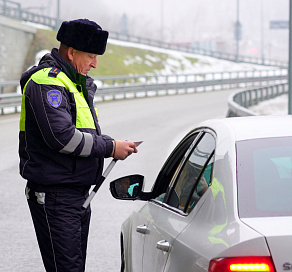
15;0;289;61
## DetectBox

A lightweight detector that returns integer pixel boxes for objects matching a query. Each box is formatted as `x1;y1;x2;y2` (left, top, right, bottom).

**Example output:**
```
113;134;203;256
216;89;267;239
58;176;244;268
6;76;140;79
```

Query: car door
141;131;216;272
126;132;200;272
124;207;150;272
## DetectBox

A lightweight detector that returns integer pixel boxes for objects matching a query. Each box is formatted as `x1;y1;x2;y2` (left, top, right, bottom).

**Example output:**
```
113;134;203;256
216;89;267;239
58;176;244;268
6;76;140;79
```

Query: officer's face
118;178;130;194
70;49;98;76
121;179;130;193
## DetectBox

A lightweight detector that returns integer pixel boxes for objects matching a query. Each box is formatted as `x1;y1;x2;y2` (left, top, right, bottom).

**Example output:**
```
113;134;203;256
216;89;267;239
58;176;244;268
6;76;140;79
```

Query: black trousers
26;185;91;272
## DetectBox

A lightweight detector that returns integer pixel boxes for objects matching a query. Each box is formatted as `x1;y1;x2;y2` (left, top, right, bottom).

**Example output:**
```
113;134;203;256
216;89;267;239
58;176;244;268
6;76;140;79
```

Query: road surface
0;89;234;271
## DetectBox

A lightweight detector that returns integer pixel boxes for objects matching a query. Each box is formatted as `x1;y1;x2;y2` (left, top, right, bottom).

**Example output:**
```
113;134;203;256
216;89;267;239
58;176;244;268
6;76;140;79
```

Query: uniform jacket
19;48;113;191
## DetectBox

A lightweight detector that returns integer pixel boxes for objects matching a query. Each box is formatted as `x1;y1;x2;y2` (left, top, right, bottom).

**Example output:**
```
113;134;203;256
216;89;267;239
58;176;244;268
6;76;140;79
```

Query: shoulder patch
47;90;62;108
48;67;61;78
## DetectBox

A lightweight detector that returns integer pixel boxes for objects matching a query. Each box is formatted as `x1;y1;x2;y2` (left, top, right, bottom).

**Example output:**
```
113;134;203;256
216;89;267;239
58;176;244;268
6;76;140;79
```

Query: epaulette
48;67;61;78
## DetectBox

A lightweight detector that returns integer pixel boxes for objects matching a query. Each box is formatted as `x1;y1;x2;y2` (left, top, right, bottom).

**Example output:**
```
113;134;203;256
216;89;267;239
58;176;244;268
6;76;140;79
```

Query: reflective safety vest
18;65;111;189
208;178;229;248
20;67;98;132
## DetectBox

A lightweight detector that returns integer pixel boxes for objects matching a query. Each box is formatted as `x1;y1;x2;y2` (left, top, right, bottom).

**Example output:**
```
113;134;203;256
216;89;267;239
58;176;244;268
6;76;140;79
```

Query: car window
153;132;201;200
166;132;215;213
187;155;214;213
237;136;292;218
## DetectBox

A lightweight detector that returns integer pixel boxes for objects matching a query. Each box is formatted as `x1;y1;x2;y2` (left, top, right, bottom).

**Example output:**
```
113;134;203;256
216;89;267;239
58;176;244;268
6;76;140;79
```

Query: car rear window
237;136;292;218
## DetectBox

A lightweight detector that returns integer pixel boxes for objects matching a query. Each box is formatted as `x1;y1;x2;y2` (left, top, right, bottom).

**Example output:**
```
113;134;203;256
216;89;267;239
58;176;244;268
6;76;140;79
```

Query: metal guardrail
0;1;287;68
0;92;21;114
0;0;59;29
0;69;287;114
94;69;287;86
94;70;287;101
0;80;18;93
226;83;288;117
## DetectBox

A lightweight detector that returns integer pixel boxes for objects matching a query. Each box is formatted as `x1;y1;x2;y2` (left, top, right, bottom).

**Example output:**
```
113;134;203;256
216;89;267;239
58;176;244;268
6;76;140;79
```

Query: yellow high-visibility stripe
20;68;97;131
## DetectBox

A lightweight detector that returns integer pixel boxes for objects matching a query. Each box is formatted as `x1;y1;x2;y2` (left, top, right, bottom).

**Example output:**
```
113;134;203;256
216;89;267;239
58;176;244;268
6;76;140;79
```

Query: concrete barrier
0;15;36;87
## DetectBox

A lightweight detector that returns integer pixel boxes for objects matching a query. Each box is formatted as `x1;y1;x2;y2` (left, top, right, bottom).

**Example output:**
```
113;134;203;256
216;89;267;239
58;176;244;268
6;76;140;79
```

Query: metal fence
94;69;287;85
0;80;18;93
0;0;59;29
0;69;287;115
93;69;287;101
226;83;288;117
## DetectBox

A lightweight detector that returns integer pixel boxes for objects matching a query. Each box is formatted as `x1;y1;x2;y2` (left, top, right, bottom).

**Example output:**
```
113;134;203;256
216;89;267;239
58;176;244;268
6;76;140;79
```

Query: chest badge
47;90;62;108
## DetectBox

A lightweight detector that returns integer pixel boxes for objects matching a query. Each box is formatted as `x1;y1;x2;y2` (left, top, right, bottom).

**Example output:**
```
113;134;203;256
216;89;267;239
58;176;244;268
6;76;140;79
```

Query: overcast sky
15;0;289;61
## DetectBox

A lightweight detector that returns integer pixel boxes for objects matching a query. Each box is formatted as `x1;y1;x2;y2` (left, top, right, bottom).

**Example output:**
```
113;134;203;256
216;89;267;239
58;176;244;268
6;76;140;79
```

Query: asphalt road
0;89;234;272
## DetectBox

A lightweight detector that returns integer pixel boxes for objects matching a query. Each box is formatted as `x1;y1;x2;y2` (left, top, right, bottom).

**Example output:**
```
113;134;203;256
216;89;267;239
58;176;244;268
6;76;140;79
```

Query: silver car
110;115;292;272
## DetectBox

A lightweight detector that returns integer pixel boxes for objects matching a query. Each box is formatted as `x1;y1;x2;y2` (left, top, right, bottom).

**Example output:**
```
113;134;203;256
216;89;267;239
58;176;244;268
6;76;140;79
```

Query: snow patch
249;94;288;115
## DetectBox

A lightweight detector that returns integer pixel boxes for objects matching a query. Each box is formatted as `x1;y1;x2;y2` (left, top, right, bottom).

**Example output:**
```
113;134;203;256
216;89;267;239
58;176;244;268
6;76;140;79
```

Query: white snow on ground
108;38;276;75
20;19;280;76
249;94;288;115
107;39;289;116
22;21;53;30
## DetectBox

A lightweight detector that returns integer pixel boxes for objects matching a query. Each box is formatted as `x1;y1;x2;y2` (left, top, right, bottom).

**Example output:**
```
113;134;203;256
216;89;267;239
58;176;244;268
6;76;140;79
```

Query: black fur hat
57;19;109;55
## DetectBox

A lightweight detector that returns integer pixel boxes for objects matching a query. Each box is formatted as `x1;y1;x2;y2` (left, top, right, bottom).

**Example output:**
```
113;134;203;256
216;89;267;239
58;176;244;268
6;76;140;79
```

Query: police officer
19;19;138;272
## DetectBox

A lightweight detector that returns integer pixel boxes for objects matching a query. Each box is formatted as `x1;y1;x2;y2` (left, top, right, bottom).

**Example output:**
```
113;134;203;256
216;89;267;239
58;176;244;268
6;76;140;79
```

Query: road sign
234;21;242;41
270;21;289;29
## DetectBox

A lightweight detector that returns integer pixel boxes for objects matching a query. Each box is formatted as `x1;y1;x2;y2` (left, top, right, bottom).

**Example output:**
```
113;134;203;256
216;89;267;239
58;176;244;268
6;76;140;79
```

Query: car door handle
156;240;170;252
136;225;149;234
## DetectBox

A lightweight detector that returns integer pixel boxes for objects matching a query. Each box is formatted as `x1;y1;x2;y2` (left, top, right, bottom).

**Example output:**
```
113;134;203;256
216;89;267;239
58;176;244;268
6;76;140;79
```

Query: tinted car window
237;136;292;218
154;132;200;201
187;155;214;213
167;132;215;213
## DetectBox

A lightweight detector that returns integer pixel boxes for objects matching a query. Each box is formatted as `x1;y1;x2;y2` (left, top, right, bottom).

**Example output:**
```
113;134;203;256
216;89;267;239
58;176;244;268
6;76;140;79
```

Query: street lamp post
235;0;242;62
56;0;61;29
161;0;164;43
260;0;265;64
289;0;292;114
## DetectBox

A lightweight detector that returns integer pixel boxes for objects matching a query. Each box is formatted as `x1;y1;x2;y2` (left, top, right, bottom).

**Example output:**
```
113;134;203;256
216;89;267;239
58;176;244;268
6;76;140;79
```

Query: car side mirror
109;174;144;200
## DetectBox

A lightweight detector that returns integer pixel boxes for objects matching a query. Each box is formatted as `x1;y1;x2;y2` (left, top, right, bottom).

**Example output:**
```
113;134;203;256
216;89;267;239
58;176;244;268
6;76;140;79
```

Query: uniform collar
51;48;87;86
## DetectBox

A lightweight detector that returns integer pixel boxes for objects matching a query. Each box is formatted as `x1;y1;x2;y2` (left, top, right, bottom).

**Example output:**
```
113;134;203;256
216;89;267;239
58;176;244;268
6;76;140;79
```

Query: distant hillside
24;28;203;77
25;28;268;79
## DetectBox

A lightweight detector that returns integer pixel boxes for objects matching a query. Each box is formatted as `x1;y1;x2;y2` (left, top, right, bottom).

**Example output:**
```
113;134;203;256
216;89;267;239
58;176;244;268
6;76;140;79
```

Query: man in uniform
19;19;138;272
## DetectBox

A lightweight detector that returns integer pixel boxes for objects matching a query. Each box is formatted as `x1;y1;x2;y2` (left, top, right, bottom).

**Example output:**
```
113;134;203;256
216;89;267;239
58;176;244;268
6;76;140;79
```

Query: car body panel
198;115;292;141
141;201;176;272
121;208;148;272
165;216;269;272
241;217;292;272
117;116;292;272
142;195;208;271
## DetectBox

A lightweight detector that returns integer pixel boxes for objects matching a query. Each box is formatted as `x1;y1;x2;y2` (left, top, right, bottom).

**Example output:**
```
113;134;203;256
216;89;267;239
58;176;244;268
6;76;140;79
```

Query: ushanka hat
57;19;109;55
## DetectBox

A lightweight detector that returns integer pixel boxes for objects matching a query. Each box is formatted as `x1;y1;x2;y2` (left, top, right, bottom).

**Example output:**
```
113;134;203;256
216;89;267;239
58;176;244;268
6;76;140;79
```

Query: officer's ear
68;47;75;62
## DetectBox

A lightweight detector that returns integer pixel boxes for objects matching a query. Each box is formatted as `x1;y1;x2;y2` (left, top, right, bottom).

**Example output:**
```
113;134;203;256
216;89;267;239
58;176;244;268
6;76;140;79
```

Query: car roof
197;115;292;141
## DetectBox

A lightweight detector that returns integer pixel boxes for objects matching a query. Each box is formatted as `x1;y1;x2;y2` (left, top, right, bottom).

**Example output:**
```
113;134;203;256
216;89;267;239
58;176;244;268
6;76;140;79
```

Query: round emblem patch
47;90;62;108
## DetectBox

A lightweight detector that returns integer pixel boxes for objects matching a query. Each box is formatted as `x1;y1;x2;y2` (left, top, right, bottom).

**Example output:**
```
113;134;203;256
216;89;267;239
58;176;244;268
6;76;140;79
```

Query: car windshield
237;136;292;218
